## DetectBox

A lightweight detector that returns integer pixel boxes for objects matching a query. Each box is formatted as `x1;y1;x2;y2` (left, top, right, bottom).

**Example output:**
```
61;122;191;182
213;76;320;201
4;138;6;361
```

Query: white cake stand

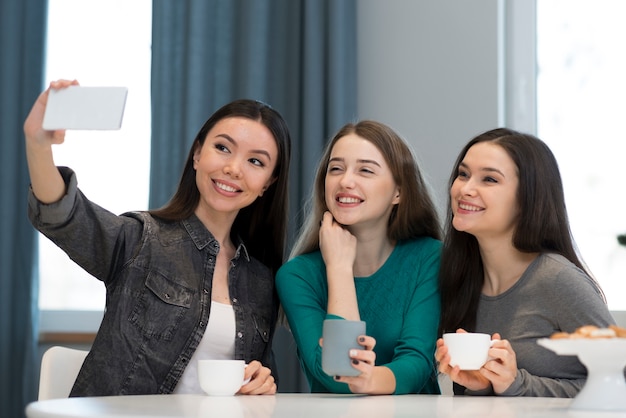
538;338;626;411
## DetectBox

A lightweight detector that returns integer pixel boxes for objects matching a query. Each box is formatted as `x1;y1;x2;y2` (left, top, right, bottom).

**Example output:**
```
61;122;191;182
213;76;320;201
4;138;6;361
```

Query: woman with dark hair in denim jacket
24;79;291;396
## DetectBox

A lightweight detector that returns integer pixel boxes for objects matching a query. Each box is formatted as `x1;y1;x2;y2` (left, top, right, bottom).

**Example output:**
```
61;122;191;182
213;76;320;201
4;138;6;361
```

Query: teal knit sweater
276;237;442;394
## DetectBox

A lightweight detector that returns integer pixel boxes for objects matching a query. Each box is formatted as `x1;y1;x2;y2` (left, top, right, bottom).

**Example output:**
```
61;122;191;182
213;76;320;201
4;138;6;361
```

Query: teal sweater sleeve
276;251;346;392
275;238;442;394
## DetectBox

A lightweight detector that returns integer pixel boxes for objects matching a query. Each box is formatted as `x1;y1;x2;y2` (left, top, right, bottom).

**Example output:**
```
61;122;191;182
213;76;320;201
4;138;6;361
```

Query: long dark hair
439;128;597;335
150;99;291;275
290;120;441;257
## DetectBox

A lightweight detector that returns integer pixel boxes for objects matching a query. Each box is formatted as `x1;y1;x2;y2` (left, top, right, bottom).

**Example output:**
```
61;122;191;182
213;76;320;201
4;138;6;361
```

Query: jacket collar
182;214;250;262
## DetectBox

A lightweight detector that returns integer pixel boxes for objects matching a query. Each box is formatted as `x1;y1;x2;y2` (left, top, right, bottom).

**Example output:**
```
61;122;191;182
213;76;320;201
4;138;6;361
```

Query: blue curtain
0;0;47;416
150;0;357;392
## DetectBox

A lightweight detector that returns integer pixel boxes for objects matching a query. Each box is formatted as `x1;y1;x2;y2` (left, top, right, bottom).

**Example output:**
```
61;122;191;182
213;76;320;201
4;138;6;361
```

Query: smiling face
324;134;400;231
450;141;520;241
193;116;278;221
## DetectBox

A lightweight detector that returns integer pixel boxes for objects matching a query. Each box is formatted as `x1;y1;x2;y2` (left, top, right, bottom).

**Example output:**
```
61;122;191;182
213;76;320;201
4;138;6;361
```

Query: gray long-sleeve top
473;253;615;397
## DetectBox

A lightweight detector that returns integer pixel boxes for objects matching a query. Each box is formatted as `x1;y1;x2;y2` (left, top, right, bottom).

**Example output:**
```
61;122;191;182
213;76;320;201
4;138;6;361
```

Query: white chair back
38;346;89;400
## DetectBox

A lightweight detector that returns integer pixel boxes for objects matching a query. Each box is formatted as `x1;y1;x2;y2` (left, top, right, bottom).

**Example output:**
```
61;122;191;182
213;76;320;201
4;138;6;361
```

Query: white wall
356;0;502;214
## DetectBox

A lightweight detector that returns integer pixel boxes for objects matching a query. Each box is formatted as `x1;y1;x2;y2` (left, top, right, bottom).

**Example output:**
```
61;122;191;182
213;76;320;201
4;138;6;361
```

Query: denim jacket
28;167;278;396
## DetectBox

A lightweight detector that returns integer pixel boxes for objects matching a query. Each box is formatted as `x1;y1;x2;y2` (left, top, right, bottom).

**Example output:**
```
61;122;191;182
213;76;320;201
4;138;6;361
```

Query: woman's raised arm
24;79;79;203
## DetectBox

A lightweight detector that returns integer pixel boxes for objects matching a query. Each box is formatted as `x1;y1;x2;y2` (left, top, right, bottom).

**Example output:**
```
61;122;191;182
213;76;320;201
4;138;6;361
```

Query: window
537;0;626;310
39;0;152;313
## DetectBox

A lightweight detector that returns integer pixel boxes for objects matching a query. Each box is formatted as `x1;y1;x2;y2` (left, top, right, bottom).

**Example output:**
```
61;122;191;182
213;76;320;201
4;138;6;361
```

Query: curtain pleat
150;0;356;392
0;0;47;416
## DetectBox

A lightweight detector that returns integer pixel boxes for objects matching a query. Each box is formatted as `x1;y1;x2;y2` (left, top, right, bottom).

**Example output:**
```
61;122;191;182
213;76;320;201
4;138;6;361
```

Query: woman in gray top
25;79;291;396
436;128;615;397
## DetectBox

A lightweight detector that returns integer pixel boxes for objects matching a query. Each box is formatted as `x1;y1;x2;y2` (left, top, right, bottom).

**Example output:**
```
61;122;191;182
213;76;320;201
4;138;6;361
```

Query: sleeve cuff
28;166;78;226
324;314;346;320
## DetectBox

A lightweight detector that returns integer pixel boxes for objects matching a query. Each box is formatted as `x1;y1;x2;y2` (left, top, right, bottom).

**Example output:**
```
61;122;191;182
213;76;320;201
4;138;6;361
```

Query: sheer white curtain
537;0;626;311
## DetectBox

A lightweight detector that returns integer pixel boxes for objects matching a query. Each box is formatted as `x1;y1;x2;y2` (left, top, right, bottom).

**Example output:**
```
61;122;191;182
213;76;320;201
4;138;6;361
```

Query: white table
24;393;626;418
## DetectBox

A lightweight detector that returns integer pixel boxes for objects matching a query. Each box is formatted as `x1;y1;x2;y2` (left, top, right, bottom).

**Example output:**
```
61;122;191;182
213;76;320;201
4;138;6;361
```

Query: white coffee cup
198;359;247;396
443;333;498;370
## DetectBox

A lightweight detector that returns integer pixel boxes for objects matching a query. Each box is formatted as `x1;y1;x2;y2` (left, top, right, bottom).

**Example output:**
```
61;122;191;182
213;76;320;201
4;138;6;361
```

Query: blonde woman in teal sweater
276;121;442;395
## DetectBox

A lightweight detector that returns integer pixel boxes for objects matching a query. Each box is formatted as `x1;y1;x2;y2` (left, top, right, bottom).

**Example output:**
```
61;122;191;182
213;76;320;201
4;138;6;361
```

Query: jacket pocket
128;270;194;341
252;313;271;345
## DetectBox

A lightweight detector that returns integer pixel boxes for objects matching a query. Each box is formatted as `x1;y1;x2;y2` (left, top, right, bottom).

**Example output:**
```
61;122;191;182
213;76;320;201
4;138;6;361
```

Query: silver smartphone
42;86;128;130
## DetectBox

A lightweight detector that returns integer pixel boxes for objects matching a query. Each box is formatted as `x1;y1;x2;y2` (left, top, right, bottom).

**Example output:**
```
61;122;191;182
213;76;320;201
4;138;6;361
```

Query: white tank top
173;301;236;393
